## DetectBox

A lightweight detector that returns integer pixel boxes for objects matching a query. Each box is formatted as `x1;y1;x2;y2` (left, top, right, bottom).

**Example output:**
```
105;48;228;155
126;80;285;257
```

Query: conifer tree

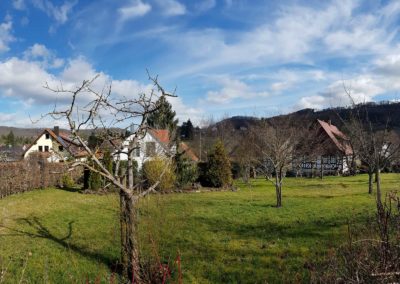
146;96;178;134
205;140;232;187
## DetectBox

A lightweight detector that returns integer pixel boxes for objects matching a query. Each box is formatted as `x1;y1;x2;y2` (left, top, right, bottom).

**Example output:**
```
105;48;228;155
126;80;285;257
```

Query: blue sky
0;0;400;127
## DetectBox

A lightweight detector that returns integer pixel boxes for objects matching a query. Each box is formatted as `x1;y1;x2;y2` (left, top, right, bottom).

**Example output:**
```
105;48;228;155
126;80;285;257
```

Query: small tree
43;73;176;282
174;151;198;188
203;140;232;188
5;131;15;147
251;118;300;207
340;88;400;207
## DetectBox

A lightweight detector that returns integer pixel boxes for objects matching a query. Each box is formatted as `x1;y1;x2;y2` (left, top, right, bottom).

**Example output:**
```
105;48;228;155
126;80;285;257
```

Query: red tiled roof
317;119;353;155
149;129;170;144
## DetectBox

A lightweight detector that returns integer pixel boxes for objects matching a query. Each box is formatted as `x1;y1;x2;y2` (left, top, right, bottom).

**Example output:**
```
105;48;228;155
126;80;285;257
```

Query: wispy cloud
205;75;269;104
118;0;152;22
196;0;216;12
32;0;77;24
156;0;186;16
0;18;15;53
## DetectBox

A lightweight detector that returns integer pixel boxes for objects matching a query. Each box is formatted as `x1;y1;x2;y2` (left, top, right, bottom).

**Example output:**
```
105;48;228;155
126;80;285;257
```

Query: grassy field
0;174;399;283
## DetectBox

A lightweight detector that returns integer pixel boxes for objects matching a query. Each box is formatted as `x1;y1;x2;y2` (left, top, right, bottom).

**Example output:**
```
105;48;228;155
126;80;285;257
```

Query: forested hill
218;102;400;130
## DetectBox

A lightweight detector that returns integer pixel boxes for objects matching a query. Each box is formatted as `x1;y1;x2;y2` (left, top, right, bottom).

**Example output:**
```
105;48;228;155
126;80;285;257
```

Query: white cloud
32;0;77;24
374;52;400;77
0;56;201;127
164;0;400;79
24;43;65;69
167;96;203;124
118;0;152;21
296;75;386;110
0;19;15;53
156;0;186;16
206;76;269;104
196;0;216;12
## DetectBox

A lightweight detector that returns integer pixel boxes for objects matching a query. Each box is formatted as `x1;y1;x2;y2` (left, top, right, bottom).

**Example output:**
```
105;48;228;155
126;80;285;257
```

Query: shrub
143;156;176;192
175;153;198;188
89;170;102;190
201;140;232;188
61;174;75;188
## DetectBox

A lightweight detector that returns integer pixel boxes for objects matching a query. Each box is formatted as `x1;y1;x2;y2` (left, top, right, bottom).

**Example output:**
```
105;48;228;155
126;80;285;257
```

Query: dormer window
59;145;64;151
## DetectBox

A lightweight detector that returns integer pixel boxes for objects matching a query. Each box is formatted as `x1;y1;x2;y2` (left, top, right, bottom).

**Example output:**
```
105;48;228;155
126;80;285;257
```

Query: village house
116;129;198;168
295;119;353;176
23;127;88;162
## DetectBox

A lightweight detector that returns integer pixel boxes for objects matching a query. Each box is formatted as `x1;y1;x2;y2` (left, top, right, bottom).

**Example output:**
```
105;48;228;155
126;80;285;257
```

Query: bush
89;170;102;190
61;173;75;188
175;153;198;188
200;140;232;188
143;157;176;192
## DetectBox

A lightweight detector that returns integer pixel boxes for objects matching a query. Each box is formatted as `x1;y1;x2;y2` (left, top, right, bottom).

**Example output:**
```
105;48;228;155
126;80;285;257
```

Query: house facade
117;129;198;168
294;119;353;176
23;127;87;162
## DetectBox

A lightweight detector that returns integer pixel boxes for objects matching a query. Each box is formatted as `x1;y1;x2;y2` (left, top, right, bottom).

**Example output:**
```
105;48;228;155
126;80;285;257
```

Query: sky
0;0;400;127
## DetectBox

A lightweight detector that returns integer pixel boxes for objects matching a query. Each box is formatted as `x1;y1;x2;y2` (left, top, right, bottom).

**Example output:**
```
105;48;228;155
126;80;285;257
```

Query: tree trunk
275;173;282;208
368;171;373;194
128;157;134;189
120;191;142;283
375;168;382;209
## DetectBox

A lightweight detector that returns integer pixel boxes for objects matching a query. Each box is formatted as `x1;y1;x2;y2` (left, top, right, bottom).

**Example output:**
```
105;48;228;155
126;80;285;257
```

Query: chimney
328;120;332;126
54;126;60;136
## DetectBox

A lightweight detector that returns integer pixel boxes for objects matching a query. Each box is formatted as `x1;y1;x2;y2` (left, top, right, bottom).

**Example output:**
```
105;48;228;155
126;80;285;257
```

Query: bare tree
251;118;300;207
42;74;175;282
341;89;400;208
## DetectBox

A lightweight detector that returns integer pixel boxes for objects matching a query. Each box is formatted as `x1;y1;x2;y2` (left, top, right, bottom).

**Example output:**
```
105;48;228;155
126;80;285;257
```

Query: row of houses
21;127;198;167
6;119;353;175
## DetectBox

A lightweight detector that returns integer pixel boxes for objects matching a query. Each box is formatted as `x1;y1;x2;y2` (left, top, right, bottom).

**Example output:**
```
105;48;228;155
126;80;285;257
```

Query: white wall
116;132;172;168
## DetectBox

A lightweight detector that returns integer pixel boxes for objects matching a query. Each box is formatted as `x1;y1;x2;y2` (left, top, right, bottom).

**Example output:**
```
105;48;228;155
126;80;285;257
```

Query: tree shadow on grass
57;186;83;193
0;216;120;273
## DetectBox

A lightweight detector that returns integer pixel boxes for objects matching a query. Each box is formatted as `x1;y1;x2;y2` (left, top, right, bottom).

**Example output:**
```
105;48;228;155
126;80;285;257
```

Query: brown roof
180;142;199;162
317;119;353;155
23;128;89;159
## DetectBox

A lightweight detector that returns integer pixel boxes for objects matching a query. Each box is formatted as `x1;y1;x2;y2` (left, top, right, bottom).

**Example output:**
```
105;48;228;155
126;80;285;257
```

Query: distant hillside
217;102;400;130
0;126;44;138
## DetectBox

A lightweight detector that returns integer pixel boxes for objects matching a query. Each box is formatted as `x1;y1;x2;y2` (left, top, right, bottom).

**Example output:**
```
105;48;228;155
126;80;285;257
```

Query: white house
117;129;198;168
23;127;88;162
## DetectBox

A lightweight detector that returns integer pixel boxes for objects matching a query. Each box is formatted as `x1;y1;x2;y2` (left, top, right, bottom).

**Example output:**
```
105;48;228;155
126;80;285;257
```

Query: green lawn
0;174;399;283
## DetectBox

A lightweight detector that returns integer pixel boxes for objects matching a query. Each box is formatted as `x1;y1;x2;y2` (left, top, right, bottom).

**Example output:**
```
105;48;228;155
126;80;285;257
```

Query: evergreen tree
204;140;232;188
5;131;15;146
147;96;178;134
181;119;194;140
88;132;101;150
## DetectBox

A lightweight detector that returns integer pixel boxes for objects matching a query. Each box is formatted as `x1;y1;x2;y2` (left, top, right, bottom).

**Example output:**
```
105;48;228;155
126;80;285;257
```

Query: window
44;146;49;152
59;145;64;151
38;146;43;152
135;146;140;157
145;142;156;157
45;133;50;139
